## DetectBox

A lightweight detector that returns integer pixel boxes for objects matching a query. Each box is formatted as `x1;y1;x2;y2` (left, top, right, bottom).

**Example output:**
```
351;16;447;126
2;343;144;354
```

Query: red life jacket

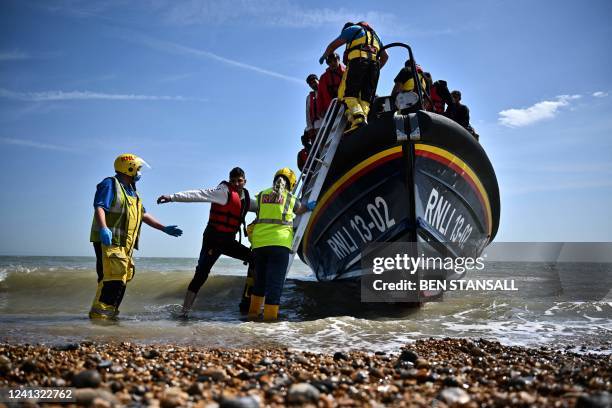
308;90;318;125
430;86;445;114
208;181;250;234
297;148;309;172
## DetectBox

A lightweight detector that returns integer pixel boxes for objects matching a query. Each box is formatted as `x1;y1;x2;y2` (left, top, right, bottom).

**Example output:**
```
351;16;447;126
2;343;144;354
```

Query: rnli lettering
260;194;284;204
326;196;396;261
424;188;473;247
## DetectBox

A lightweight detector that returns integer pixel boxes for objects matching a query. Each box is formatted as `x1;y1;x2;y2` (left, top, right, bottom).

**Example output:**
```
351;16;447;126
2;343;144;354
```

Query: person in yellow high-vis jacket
89;154;183;320
247;168;315;321
319;22;389;132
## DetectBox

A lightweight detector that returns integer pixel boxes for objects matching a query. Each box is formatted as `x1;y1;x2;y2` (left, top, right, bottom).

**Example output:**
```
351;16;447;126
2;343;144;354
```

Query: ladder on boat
288;98;346;265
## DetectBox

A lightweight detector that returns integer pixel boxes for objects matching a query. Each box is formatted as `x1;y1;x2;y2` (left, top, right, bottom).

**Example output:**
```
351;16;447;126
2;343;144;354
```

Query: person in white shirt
157;167;257;316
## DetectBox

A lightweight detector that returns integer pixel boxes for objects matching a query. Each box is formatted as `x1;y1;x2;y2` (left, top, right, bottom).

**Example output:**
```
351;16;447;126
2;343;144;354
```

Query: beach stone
351;370;369;383
75;388;118;407
199;368;227;382
54;343;80;351
333;351;349;361
287;383;320;404
576;392;612;408
143;349;159;359
109;381;124;393
160;387;188;408
311;379;336;393
97;360;112;369
0;355;12;374
415;358;430;369
438;387;471;405
398;350;419;363
187;382;204;396
219;396;260;408
259;357;273;366
73;369;102;388
20;359;37;373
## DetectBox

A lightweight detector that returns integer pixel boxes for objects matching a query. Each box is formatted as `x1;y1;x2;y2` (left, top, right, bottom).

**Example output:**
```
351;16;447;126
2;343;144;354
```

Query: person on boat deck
305;74;321;143
89;154;183;320
446;90;480;141
316;52;345;119
248;168;315;321
430;79;453;114
391;59;427;98
157;167;257;316
319;21;389;132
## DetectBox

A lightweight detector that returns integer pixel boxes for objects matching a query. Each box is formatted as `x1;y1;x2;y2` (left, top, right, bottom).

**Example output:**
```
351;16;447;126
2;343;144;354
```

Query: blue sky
0;0;611;257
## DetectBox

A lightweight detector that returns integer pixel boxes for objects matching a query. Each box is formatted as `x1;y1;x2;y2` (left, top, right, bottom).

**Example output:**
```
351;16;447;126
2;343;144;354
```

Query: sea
0;256;610;354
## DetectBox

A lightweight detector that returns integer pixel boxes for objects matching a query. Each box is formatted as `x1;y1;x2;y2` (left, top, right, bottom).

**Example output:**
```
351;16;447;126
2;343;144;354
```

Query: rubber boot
239;276;255;314
360;100;371;123
248;295;265;319
181;290;197;317
344;97;365;133
263;304;279;321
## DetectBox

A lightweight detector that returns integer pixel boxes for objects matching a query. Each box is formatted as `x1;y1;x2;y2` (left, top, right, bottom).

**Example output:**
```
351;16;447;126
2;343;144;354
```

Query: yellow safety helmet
274;167;297;190
114;153;148;177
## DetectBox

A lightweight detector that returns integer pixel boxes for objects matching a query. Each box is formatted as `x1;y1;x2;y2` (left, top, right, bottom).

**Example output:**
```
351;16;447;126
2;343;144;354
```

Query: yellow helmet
274;167;297;190
114;153;148;177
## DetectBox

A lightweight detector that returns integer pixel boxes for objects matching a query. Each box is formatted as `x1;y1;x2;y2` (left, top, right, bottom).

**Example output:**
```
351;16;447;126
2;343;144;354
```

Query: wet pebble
333;351;349;361
287;382;320;404
399;349;419;363
72;369;101;388
576;391;612;408
97;359;113;369
438;387;471;405
220;396;260;408
142;349;159;359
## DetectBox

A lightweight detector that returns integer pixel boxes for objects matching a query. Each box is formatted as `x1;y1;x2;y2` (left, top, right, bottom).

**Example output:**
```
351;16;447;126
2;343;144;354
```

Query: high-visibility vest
90;177;143;249
251;188;296;250
401;71;427;93
344;25;381;62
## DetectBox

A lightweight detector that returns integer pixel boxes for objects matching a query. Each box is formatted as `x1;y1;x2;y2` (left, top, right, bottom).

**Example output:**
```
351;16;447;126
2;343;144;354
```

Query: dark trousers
343;58;380;103
187;226;252;293
252;246;291;305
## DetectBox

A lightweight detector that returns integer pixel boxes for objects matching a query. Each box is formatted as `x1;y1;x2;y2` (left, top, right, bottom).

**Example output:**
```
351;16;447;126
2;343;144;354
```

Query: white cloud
593;91;609;98
0;137;77;152
0;88;203;102
498;95;581;128
0;51;30;61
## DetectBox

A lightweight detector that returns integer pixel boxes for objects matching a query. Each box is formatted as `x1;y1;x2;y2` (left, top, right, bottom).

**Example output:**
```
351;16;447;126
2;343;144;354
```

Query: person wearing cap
247;168;315;321
446;90;470;129
391;59;427;98
157;167;257;317
319;21;389;132
89;153;183;320
305;74;321;143
316;52;346;119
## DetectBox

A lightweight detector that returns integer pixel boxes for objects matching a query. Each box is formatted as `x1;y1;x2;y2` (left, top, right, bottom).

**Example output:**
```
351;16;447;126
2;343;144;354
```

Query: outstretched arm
142;213;182;237
157;184;229;205
319;38;345;64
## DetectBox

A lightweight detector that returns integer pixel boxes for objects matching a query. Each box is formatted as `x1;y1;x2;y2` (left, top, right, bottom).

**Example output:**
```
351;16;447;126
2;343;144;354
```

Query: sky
0;0;611;257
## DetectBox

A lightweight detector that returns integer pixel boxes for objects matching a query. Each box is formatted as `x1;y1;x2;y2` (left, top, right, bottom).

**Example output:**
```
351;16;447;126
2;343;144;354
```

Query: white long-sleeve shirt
170;183;258;211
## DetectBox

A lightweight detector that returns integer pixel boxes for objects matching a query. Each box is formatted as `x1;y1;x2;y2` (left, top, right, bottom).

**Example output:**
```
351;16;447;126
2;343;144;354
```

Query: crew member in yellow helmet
319;22;389;132
89;154;183;320
247;168;316;321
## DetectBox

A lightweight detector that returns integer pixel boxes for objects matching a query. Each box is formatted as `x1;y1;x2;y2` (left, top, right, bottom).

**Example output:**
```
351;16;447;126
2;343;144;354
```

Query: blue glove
99;227;112;246
319;55;326;65
306;201;317;211
163;225;183;237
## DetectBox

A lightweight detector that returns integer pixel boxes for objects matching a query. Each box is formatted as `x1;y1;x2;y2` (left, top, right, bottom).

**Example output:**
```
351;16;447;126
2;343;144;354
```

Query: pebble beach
1;338;610;407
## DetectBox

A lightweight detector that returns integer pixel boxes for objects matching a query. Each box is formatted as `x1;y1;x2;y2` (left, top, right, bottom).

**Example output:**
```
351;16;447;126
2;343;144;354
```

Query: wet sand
0;338;610;407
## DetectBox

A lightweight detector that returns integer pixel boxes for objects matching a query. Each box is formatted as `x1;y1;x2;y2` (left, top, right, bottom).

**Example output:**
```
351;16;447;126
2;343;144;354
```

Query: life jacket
430;85;445;114
308;90;318;125
90;177;143;249
297;148;309;172
208;181;250;234
327;68;343;98
251;188;297;250
401;65;427;94
343;22;381;64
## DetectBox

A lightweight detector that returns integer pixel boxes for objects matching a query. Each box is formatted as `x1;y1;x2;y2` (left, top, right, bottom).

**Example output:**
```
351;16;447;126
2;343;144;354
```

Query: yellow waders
89;193;142;319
